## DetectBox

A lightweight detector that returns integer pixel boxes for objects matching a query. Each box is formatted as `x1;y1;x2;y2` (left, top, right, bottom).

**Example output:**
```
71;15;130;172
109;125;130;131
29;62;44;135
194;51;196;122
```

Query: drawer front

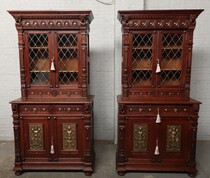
54;105;84;114
19;105;50;114
124;105;192;116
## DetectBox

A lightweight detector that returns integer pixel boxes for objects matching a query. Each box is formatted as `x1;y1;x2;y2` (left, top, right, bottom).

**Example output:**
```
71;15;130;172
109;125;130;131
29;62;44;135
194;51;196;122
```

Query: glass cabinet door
131;32;156;87
26;32;51;86
159;32;185;87
56;32;79;86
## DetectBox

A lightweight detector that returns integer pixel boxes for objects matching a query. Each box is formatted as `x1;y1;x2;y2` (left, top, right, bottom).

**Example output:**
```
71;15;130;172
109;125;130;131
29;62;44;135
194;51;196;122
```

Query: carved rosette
84;103;93;114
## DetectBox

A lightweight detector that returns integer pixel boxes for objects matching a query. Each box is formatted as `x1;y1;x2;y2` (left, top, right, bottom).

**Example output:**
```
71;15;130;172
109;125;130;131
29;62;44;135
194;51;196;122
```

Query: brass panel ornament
133;124;148;151
167;125;181;151
29;124;44;150
62;123;77;150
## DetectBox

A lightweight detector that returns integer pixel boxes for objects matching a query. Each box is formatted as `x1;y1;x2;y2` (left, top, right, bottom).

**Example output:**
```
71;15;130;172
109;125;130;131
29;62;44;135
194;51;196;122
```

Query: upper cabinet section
118;10;203;99
8;11;93;99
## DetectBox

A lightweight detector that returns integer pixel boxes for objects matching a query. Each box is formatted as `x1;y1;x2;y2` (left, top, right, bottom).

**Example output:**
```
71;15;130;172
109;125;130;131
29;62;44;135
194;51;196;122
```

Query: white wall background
0;0;210;142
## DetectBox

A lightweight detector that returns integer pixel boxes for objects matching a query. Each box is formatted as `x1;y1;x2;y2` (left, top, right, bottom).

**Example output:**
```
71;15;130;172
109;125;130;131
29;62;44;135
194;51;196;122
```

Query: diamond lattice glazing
58;34;78;85
28;34;49;85
161;34;183;86
132;34;153;86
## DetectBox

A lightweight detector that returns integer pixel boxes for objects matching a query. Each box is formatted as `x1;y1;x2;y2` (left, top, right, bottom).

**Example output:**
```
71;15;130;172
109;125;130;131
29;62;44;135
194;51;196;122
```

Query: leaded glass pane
28;34;50;85
58;34;78;85
160;33;183;86
132;34;153;86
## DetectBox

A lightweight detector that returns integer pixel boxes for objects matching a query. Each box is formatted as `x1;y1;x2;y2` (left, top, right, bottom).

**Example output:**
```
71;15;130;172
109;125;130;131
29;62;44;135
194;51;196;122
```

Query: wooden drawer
124;105;192;116
54;105;84;114
19;105;50;114
159;106;192;116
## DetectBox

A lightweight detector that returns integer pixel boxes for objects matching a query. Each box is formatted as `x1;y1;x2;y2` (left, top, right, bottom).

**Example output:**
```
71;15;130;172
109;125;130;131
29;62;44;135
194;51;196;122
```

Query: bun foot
84;171;93;176
15;171;23;176
117;171;126;176
188;172;196;177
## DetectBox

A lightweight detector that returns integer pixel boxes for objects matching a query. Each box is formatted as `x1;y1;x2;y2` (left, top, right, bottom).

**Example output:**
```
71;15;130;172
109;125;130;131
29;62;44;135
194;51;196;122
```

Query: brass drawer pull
32;108;37;113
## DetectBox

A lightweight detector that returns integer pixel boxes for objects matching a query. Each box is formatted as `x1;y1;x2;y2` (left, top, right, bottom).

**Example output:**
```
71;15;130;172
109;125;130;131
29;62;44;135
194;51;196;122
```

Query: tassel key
50;58;55;71
156;59;161;73
156;108;161;123
50;138;55;154
154;140;160;155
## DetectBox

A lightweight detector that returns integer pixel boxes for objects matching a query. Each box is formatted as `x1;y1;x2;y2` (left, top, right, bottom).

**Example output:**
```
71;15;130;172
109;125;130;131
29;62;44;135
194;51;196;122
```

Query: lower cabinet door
159;117;191;163
55;117;85;159
125;117;156;162
21;117;51;161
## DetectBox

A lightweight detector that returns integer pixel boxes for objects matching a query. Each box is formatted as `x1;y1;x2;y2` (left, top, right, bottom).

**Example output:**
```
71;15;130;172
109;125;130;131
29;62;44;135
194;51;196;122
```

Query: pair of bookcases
9;9;203;177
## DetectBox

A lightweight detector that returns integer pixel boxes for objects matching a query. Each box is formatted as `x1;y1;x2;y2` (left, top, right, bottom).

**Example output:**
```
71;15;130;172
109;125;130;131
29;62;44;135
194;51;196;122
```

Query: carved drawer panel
57;90;82;98
19;105;50;114
125;105;156;116
124;105;192;116
27;89;82;98
159;106;192;116
54;105;84;114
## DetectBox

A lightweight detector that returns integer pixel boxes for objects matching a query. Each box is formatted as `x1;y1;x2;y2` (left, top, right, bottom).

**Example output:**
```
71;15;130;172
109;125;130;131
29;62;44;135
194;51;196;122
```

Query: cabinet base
116;163;197;177
13;162;94;176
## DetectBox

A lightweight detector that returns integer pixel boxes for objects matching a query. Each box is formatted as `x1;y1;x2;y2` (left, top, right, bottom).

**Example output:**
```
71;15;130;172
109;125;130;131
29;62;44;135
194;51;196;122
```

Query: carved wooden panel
62;123;77;150
166;125;181;151
29;124;44;150
133;124;148;151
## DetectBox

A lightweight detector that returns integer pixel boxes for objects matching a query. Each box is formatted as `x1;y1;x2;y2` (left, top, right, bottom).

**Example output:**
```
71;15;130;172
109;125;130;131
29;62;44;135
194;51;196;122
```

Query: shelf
160;80;181;86
132;69;152;71
58;46;78;49
31;81;50;86
132;59;152;70
59;71;78;73
59;59;78;72
161;69;181;71
30;70;49;73
161;60;182;70
132;80;152;86
29;46;48;49
162;46;182;49
133;46;153;49
59;80;78;85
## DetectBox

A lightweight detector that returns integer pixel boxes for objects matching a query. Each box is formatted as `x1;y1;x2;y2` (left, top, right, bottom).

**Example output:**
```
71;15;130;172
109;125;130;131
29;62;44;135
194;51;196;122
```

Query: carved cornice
19;19;88;30
118;10;203;30
8;11;93;30
125;19;190;29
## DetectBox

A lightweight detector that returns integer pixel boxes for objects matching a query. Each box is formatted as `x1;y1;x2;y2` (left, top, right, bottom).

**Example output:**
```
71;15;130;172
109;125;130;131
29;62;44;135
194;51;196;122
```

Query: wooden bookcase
116;10;203;177
9;11;94;176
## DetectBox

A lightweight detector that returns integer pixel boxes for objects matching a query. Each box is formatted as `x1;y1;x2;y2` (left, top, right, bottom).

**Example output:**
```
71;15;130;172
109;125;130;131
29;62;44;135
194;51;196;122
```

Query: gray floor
0;141;210;178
